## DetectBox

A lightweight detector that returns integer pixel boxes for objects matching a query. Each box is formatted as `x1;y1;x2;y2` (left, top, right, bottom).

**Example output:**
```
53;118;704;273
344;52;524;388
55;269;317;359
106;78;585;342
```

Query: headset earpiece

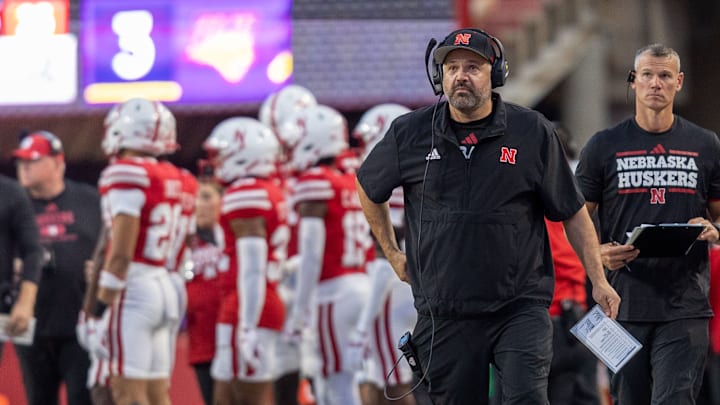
431;61;443;95
425;38;443;95
488;34;509;88
627;69;636;83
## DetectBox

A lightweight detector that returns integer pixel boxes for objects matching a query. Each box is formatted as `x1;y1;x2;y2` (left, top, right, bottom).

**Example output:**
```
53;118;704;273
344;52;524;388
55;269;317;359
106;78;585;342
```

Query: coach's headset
17;130;64;156
425;28;509;95
627;69;636;83
625;69;636;103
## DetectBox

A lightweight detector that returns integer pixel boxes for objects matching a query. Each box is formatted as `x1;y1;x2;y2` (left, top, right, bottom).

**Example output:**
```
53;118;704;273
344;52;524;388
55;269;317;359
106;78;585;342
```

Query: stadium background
1;0;720;403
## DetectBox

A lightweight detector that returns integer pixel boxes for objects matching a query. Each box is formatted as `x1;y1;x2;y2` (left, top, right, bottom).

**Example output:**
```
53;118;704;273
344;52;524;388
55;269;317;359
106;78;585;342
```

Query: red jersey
217;177;288;330
710;245;720;354
186;226;225;364
389;187;405;228
334;148;362;175
545;219;587;317
166;168;198;272
293;166;372;281
99;157;183;268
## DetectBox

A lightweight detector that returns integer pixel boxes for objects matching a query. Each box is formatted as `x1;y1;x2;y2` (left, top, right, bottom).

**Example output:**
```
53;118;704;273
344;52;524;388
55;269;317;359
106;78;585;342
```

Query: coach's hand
600;242;639;271
592;280;621;320
386;250;408;283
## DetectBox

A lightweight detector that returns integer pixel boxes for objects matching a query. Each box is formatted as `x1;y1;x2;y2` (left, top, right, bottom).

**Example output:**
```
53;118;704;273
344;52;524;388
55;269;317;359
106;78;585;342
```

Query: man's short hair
634;43;681;72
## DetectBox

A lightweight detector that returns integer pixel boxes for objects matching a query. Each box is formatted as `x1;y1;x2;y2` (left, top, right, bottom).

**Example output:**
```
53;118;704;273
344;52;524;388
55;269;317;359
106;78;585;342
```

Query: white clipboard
570;305;642;373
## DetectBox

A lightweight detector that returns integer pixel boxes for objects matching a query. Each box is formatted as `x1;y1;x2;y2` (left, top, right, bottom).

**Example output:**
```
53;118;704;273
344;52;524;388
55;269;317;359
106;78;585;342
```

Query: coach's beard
448;85;490;114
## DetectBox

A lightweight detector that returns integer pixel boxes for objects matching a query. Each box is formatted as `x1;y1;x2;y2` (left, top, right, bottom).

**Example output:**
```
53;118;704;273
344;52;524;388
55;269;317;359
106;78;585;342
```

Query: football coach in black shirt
0;174;43;357
356;28;620;405
13;131;101;405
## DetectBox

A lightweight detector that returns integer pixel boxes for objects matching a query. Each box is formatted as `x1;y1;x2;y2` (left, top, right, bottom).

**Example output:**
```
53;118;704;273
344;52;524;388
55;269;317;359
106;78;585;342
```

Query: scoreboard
0;0;76;105
80;0;292;105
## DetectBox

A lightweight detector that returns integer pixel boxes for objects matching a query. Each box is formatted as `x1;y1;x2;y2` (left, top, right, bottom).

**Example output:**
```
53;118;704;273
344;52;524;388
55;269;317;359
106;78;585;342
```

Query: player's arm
287;201;327;331
82;224;109;315
230;216;268;331
95;214;139;312
93;188;144;318
354;257;395;332
356;179;407;282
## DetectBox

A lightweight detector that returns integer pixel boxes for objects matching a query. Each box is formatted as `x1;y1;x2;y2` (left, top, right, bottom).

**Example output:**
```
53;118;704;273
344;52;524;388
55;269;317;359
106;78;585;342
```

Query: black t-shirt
30;179;102;337
0;175;42;312
576;116;720;321
450;115;493;161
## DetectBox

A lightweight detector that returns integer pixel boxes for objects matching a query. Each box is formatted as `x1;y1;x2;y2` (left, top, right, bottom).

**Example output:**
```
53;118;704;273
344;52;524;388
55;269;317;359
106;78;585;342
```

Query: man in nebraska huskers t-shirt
576;43;720;405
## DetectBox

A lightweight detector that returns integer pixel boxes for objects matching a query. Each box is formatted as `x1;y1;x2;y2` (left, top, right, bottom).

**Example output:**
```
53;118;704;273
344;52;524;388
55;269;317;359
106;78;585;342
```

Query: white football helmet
204;117;279;183
353;103;410;158
259;84;317;148
288;105;348;172
102;98;177;157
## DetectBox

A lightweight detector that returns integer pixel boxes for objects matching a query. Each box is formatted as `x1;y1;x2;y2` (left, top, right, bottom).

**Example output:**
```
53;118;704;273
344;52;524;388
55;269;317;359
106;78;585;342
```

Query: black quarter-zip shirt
358;93;584;318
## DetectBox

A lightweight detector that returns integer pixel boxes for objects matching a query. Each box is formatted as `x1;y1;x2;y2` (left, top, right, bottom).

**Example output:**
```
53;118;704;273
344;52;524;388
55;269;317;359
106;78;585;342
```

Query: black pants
412;303;552;405
15;336;92;405
548;314;600;405
611;318;708;405
193;362;214;405
698;351;720;405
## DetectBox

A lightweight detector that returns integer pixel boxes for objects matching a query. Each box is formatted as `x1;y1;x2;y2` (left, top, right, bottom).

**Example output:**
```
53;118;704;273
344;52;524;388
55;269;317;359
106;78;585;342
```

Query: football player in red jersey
87;98;183;405
348;104;418;405
260;84;321;405
201;125;237;405
204;117;288;405
164;166;198;375
283;105;372;405
259;84;317;152
185;177;226;405
78;226;115;405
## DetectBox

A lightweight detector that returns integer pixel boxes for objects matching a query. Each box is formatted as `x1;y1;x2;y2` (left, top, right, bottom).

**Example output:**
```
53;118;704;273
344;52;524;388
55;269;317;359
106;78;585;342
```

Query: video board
80;0;292;105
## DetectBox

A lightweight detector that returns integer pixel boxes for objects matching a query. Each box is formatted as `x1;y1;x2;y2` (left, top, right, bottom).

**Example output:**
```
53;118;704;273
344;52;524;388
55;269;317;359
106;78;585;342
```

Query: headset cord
384;94;442;401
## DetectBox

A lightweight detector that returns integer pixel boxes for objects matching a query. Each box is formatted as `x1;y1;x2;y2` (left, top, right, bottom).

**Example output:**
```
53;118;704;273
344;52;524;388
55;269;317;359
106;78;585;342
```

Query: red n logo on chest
499;147;517;164
650;188;666;204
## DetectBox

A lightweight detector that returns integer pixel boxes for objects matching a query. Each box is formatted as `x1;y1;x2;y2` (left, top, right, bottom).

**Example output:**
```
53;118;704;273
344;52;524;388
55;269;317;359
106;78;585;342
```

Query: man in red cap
13;131;102;405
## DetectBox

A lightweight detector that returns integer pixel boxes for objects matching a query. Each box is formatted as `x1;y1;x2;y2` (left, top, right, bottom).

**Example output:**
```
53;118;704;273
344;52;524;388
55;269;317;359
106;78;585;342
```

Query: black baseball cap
433;28;496;64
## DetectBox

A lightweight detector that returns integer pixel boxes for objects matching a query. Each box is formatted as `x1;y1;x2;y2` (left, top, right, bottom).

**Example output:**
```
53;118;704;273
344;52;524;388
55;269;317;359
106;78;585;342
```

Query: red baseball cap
13;131;64;161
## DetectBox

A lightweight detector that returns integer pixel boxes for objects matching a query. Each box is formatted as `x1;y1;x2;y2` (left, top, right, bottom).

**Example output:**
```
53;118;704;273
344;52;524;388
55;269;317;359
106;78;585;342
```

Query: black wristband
92;301;108;318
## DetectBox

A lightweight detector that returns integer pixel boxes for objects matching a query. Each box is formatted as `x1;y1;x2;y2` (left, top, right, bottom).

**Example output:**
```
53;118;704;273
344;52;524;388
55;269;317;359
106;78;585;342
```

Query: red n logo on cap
454;33;471;45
